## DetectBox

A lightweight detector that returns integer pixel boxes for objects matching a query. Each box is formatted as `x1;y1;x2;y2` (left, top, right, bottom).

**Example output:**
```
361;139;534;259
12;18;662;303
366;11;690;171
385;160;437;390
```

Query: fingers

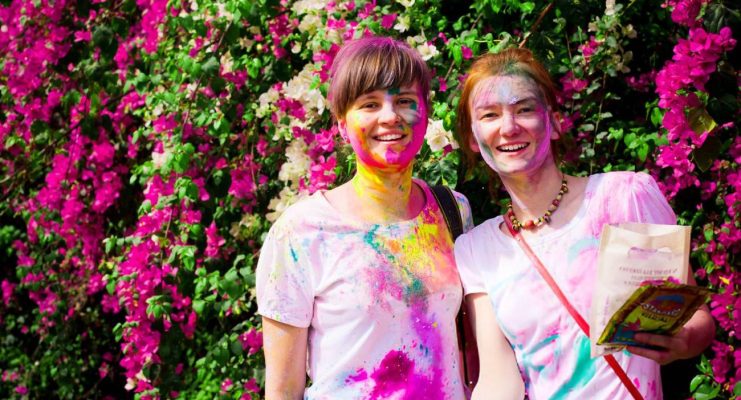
626;345;674;365
626;331;691;365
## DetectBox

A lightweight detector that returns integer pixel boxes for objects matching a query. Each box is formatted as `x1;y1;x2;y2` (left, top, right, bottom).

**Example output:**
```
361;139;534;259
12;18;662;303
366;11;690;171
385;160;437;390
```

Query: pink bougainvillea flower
205;222;225;258
244;378;260;393
1;280;16;306
239;328;263;355
381;13;396;29
461;46;473;60
220;378;233;394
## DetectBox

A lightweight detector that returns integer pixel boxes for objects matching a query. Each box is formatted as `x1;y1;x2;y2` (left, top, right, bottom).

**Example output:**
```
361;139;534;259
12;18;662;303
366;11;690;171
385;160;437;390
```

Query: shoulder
592;170;658;188
455;216;502;252
586;171;674;224
420;180;475;232
266;192;328;239
588;171;663;199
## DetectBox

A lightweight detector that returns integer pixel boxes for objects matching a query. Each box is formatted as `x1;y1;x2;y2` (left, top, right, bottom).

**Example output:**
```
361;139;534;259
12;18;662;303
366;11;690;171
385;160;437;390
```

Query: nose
499;112;519;136
378;100;401;125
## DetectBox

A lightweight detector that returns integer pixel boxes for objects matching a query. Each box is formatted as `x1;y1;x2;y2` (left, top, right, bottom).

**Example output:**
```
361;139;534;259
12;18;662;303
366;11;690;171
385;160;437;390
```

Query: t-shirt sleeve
256;217;314;328
452;190;475;233
622;172;676;225
454;231;487;295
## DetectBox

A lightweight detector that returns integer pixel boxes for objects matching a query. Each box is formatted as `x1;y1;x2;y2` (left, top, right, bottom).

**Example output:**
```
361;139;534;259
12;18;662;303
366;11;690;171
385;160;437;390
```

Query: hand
626;328;692;365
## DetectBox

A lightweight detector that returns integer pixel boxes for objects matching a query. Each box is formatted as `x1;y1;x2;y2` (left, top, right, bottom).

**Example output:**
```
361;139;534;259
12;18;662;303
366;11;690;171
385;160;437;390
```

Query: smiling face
469;74;560;177
340;83;428;171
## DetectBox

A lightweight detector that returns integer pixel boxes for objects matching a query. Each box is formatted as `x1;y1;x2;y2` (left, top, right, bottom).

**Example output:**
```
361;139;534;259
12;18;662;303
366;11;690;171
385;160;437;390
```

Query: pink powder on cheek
383;98;427;165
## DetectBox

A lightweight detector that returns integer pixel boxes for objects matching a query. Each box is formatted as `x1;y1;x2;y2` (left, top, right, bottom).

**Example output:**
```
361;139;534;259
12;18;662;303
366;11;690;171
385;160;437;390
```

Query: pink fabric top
257;179;472;399
455;172;675;400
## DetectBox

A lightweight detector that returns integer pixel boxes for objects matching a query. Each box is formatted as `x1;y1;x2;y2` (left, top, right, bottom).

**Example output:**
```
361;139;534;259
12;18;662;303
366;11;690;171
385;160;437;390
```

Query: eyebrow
474;96;539;110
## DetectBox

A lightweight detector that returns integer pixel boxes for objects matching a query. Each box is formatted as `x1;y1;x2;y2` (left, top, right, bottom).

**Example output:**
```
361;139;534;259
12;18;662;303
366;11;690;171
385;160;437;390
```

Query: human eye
517;106;534;114
517;101;540;114
397;96;417;107
479;111;499;120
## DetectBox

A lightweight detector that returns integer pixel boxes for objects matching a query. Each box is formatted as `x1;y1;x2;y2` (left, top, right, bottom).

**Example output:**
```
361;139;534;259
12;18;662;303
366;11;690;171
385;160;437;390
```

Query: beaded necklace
506;178;568;231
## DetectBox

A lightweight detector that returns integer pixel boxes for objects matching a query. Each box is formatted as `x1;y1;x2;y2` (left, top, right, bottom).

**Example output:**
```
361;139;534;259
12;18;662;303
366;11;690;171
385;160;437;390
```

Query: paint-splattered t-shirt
455;172;673;400
257;179;473;399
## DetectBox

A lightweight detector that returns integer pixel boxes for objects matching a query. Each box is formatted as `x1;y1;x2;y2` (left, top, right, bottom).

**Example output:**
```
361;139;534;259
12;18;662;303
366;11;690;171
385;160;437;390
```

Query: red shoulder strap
504;214;644;400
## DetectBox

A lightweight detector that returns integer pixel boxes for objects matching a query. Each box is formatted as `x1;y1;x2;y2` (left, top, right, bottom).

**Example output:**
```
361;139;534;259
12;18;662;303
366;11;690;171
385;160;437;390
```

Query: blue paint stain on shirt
549;335;597;398
567;237;599;264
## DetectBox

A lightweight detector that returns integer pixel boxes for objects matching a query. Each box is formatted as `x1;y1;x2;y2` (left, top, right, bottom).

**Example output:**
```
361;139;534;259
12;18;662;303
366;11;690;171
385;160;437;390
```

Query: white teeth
375;134;403;141
498;143;528;152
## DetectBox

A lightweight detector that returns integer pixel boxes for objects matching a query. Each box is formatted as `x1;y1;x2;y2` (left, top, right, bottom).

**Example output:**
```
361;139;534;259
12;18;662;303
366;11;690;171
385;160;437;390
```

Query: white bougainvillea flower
292;0;329;15
266;187;304;222
298;14;322;34
416;42;440;61
279;138;312;185
284;63;326;118
256;86;280;118
425;119;459;152
394;15;410;32
397;0;415;8
220;52;233;73
406;34;425;46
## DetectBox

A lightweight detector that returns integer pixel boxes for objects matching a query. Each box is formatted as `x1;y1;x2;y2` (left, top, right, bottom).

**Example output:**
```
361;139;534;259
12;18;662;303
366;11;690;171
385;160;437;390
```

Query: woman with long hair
454;48;715;399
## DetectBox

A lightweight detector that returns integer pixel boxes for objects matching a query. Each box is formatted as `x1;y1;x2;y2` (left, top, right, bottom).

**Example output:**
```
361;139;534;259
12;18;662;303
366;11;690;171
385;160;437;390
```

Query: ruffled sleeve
621;172;676;225
453;190;475;233
256;214;314;328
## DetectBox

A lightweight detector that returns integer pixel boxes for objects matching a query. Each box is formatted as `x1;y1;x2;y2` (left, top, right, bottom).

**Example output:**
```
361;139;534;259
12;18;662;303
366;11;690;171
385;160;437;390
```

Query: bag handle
503;214;645;400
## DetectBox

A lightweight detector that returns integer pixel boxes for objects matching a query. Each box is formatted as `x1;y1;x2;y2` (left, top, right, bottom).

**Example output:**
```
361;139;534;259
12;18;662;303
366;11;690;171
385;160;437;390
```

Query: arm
627;273;716;364
262;317;308;400
467;293;525;400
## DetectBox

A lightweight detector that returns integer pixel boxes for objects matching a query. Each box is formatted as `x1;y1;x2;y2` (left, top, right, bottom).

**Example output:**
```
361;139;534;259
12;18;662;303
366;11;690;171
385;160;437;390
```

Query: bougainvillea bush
0;0;737;398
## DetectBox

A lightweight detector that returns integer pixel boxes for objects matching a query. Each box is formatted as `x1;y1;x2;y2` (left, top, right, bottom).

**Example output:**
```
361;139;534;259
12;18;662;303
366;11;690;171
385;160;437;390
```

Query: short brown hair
328;36;431;120
456;48;566;168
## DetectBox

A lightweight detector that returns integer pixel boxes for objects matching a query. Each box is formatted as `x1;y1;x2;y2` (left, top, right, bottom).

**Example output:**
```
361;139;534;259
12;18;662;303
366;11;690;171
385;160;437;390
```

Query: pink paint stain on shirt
364;350;445;400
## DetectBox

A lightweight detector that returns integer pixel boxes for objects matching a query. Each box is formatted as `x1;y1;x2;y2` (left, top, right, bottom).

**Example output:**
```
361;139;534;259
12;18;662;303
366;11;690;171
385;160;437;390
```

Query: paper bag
589;223;691;357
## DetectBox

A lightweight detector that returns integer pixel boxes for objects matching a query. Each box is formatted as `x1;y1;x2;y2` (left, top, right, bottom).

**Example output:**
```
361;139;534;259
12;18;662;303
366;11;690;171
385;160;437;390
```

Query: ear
549;112;562;140
337;120;349;142
468;132;481;154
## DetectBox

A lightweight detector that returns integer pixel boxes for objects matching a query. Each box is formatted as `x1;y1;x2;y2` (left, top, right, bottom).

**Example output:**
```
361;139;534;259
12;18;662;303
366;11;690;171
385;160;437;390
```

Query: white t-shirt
257;179;472;399
455;172;674;400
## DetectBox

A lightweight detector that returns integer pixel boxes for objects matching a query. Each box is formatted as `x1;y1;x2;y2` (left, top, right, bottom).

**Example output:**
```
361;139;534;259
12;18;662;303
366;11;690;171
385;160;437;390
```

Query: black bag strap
429;184;478;389
429;185;463;240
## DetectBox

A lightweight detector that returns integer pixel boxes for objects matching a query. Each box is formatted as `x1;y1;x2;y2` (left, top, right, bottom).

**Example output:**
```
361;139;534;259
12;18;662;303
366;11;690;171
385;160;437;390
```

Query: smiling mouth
497;143;529;152
374;133;405;142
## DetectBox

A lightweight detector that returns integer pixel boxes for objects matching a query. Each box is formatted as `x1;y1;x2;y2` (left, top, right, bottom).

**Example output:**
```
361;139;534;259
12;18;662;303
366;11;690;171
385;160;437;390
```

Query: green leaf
230;339;243;355
200;56;220;78
690;375;705;392
733;381;741;396
193;299;206;315
634;144;646;163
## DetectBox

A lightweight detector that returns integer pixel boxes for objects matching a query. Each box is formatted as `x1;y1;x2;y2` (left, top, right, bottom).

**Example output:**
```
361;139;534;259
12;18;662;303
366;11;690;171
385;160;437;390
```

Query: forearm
262;317;308;400
264;364;305;400
683;307;715;358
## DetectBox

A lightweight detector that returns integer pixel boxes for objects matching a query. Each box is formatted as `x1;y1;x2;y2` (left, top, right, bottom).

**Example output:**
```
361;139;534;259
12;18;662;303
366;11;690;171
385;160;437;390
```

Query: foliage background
0;0;738;398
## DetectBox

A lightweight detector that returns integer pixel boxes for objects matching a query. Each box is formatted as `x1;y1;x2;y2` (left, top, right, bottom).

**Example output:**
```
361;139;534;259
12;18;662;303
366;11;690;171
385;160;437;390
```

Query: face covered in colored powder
340;83;428;171
468;74;560;177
